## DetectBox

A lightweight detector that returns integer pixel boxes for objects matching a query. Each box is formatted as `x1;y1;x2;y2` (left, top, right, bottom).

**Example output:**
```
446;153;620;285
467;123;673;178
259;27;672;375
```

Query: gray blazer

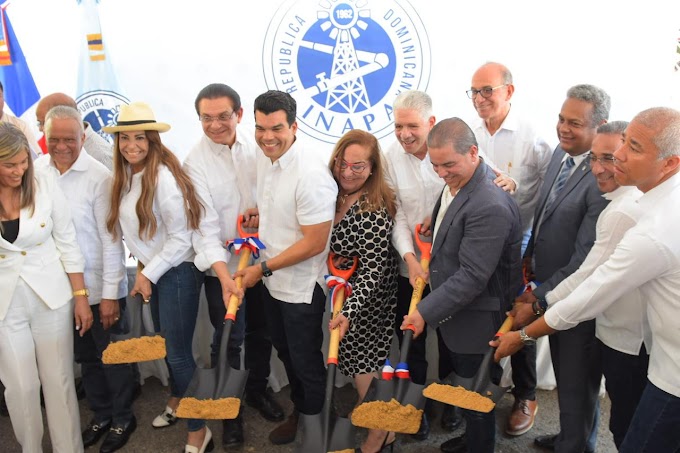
418;162;523;355
525;147;609;298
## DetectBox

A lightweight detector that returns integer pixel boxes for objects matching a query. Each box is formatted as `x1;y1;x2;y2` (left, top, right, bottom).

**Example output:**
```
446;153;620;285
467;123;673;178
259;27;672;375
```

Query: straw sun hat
102;101;171;133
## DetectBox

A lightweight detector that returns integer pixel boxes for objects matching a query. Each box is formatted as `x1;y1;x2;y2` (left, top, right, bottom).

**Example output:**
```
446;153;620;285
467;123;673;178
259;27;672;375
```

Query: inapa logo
76;90;129;144
263;0;431;144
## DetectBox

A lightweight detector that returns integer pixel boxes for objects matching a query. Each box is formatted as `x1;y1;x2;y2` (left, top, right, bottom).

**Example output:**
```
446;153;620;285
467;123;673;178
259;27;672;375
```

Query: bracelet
73;288;90;297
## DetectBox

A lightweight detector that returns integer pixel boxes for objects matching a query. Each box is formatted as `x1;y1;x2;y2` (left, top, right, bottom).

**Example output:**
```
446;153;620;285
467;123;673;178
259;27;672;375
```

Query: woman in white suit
0;122;93;452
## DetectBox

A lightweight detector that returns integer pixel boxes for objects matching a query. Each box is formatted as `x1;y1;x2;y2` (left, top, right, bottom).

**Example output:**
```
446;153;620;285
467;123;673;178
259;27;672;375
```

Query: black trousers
601;340;649;448
73;298;135;426
262;283;326;415
393;276;453;383
205;276;273;396
510;342;537;401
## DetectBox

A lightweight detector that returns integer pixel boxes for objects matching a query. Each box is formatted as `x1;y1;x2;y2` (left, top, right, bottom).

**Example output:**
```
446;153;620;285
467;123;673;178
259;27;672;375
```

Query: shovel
176;215;265;419
298;253;358;453
423;316;514;413
350;223;430;434
102;262;166;364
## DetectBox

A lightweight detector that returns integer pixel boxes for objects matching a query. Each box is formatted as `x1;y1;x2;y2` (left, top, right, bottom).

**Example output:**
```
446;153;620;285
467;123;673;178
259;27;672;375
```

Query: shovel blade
184;366;249;403
363;378;427;410
298;409;355;453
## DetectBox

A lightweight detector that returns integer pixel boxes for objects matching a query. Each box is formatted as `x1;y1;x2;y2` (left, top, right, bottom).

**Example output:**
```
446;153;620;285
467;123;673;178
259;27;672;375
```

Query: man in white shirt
469;61;554;437
235;90;337;446
493;106;680;453
184;83;283;448
36;93;114;170
0;81;41;159
37;106;134;453
511;121;649;448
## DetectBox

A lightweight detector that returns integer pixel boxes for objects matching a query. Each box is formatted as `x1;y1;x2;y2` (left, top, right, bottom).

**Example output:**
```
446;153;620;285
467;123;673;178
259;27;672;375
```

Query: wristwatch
532;300;545;316
519;327;537;345
72;288;90;297
260;261;273;277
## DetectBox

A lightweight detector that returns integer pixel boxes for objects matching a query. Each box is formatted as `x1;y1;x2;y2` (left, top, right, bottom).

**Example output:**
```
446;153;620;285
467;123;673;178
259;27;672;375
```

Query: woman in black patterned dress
328;129;399;452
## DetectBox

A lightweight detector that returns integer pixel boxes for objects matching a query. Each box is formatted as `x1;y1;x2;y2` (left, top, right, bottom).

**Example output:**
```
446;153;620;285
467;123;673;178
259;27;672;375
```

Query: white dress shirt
83;122;114;171
384;140;443;277
544;172;680;398
256;141;337;303
474;106;553;232
545;185;649;355
35;150;127;305
118;164;195;284
183;129;257;275
1;112;41;159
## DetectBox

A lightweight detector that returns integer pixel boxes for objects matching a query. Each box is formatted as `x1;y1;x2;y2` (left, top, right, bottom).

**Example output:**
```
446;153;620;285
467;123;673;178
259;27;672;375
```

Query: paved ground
1;377;616;452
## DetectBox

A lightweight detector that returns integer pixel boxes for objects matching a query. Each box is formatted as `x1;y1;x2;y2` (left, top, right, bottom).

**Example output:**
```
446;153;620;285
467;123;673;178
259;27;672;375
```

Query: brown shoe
269;410;299;445
505;398;538;436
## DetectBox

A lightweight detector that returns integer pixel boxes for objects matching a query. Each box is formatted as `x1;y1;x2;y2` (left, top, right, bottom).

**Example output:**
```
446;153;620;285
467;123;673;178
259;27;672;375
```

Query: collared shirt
544;172;680;398
384;140;443;277
35;150;127;305
545;185;649;355
119;164;195;284
183;129;257;275
1;112;41;159
256;141;337;303
83;122;114;171
474;106;553;232
432;186;455;247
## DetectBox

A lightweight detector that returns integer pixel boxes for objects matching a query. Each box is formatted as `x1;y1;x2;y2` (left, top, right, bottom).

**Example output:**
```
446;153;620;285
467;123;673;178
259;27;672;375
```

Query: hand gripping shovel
298;253;358;453
423;316;514;413
102;262;166;364
176;215;265;419
350;224;430;435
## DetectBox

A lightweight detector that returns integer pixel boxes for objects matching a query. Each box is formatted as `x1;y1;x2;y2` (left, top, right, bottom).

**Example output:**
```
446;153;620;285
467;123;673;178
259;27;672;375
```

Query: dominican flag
0;2;40;117
76;0;129;143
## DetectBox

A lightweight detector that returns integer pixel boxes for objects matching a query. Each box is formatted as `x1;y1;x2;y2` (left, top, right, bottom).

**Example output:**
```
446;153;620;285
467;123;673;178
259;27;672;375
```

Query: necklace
336;188;363;212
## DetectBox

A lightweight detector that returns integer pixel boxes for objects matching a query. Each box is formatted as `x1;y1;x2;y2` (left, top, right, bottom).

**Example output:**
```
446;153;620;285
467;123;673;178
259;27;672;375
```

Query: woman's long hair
106;130;203;240
329;129;396;218
0;123;35;228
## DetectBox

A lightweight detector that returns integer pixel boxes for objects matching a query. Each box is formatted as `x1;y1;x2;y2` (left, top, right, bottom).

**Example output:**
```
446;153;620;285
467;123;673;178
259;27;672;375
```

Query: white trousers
0;278;83;453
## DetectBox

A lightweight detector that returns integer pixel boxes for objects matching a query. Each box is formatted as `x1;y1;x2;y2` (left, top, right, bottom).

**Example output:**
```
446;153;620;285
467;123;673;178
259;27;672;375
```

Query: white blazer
0;169;85;320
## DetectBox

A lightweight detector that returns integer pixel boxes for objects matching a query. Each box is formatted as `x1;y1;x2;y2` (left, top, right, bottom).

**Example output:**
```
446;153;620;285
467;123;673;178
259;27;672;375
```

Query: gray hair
566;84;611;127
45;105;84;136
634;107;680;159
597;120;628;135
482;61;513;84
393;90;433;121
428;117;477;155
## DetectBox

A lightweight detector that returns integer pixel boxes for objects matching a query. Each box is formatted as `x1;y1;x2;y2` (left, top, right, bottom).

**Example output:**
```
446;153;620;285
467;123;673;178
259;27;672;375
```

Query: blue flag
75;0;128;143
0;3;40;117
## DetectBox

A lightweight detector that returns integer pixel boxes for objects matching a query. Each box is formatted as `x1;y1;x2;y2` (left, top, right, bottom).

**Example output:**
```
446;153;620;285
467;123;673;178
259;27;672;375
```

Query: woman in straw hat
104;102;227;453
0;122;90;452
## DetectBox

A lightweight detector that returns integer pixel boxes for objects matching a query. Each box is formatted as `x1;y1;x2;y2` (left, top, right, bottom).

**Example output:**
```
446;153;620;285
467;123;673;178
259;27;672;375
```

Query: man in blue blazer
517;84;610;453
402;117;522;453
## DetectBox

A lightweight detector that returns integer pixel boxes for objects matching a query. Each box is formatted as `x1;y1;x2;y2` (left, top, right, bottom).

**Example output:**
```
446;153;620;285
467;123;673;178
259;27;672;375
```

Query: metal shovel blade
298;408;355;453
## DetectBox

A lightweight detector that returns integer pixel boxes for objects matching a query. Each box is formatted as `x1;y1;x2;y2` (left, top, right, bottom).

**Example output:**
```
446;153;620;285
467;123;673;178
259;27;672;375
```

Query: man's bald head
36;93;78;131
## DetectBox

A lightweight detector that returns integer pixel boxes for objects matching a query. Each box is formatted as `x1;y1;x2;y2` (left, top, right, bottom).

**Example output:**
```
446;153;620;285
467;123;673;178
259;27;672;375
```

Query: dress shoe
152;405;178;428
82;419;111;448
534;434;594;453
411;411;430;441
100;416;136;453
269;410;299;445
440;434;467;453
185;426;215;453
222;415;244;448
440;405;463;432
245;390;284;422
506;398;538;436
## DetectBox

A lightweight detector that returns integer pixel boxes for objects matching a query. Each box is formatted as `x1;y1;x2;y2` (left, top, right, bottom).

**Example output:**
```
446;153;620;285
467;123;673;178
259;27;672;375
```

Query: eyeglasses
588;154;616;166
335;158;369;173
466;84;507;99
199;111;236;124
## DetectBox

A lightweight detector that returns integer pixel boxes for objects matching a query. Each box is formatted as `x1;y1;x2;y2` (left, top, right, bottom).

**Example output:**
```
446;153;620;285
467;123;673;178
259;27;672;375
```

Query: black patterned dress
330;200;398;377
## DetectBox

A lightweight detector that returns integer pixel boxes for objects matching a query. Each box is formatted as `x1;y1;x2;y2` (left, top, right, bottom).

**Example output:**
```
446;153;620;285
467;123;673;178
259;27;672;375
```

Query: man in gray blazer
518;84;610;453
402;117;522;453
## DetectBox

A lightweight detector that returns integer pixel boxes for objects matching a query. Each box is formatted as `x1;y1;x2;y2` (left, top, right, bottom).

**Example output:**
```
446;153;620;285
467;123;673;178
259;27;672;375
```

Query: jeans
620;381;680;453
151;261;204;432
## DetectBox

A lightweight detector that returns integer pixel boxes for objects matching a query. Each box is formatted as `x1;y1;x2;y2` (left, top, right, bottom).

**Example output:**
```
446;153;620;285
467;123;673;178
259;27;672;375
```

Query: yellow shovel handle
225;250;251;320
327;285;346;364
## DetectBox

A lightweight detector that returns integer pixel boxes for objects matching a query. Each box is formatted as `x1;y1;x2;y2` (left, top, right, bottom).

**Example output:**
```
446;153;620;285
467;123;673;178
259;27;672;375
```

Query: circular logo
76;90;130;144
263;0;431;144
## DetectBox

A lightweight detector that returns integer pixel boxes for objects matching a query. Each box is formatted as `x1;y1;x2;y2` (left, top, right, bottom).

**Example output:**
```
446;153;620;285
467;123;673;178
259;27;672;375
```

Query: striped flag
0;2;40;117
76;0;129;144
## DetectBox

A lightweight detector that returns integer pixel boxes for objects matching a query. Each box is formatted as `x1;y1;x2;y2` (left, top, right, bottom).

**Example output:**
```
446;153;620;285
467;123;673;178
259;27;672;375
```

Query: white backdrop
5;0;680;161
